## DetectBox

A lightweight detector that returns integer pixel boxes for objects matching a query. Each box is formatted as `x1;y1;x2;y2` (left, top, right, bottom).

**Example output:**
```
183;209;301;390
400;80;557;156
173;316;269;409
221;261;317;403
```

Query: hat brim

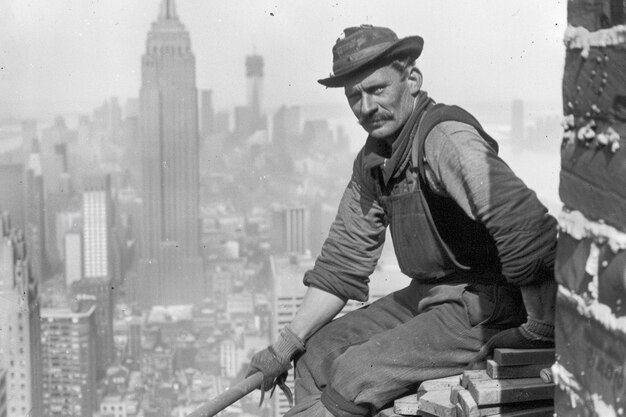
318;36;423;88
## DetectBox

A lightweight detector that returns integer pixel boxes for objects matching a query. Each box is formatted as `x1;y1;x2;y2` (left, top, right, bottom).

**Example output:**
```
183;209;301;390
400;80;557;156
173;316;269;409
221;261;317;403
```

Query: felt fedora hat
318;24;423;88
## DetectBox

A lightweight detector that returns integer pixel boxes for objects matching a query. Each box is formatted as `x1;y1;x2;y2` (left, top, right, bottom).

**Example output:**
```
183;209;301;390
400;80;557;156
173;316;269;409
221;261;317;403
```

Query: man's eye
372;87;384;94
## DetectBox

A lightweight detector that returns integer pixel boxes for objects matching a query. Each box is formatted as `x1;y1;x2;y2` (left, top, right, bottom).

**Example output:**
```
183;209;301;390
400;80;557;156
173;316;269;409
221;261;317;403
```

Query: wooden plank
394;390;461;417
486;360;553;380
394;394;420;416
449;386;464;405
477;400;554;417
467;378;555;406
461;370;489;388
376;407;404;417
455;389;479;417
417;375;462;395
492;349;555;367
489;406;554;417
417;390;457;417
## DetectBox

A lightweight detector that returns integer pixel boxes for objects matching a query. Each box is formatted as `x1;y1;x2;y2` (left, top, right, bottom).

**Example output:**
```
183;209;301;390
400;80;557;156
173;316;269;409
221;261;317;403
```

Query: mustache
359;114;391;126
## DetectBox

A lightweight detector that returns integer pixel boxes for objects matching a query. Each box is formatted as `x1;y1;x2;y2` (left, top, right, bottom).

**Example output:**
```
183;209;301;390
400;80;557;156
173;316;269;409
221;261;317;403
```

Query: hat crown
332;25;398;65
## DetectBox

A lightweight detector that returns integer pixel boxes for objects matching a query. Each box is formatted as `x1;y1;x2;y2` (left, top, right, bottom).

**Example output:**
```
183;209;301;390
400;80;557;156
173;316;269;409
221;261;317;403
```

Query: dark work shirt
303;121;557;302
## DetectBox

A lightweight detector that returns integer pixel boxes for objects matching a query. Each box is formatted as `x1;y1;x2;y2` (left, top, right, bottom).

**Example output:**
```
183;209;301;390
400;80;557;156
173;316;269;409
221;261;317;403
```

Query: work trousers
285;280;526;417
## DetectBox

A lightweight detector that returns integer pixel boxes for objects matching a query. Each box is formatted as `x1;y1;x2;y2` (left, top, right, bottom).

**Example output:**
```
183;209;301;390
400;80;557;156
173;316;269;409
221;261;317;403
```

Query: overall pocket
462;284;526;330
461;284;496;327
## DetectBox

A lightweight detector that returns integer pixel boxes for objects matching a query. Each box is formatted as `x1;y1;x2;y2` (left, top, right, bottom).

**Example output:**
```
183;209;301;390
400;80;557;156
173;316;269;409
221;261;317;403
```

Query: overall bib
383;102;503;283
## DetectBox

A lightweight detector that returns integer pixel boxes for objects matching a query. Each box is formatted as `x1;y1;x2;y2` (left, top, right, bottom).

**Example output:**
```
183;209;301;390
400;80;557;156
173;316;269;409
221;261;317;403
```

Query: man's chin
367;127;394;140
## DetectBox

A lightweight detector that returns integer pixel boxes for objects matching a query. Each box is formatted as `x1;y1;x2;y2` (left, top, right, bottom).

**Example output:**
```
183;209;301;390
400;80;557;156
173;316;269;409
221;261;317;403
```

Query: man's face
343;64;416;140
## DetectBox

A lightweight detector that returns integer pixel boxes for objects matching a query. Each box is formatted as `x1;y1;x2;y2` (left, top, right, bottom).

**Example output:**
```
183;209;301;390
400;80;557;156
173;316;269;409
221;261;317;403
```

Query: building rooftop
147;304;193;323
41;305;96;319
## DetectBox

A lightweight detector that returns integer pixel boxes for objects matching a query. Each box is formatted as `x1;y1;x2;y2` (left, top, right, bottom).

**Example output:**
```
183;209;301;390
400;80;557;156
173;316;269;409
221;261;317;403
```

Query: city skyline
2;1;566;122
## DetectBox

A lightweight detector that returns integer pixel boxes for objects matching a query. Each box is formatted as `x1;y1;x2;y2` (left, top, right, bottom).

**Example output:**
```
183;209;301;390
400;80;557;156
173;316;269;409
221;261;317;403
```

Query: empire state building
137;0;203;306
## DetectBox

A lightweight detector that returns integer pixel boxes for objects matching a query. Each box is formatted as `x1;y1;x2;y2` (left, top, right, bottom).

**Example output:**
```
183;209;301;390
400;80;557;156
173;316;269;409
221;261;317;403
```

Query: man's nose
360;94;377;116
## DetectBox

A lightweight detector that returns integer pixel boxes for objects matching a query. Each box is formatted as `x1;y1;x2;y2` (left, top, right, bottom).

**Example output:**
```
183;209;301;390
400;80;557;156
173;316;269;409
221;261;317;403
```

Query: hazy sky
1;0;566;120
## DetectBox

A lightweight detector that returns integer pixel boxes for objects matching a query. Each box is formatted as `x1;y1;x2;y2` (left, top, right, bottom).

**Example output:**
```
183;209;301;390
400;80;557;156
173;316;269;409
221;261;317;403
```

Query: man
248;25;557;416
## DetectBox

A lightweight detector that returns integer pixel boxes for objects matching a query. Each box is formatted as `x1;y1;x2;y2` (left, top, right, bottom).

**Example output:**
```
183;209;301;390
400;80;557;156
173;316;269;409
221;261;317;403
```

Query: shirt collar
361;91;433;183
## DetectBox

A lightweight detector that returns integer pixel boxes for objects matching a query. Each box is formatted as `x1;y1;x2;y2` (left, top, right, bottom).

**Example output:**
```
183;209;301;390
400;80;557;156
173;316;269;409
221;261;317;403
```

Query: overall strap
411;103;499;183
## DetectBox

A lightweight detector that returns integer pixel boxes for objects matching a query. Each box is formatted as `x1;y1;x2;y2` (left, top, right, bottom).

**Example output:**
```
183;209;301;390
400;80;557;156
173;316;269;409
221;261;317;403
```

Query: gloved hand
470;279;556;367
470;317;554;366
246;325;305;406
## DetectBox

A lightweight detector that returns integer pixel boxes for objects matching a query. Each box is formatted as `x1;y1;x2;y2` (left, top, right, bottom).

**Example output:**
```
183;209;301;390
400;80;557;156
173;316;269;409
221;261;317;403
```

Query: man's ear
407;66;423;96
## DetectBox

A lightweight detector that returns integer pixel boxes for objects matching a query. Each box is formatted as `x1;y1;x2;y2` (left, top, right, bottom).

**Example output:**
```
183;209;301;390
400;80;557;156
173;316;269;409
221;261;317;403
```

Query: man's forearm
520;278;556;324
289;286;347;340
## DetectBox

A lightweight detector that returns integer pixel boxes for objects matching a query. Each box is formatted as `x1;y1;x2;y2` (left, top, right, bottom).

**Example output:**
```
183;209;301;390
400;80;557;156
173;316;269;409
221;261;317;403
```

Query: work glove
470;317;554;365
470;278;556;366
246;325;305;407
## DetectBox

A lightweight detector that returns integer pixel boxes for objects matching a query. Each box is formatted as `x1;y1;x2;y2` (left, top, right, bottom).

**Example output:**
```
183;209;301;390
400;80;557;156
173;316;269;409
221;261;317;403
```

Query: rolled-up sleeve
303;157;388;302
424;121;557;286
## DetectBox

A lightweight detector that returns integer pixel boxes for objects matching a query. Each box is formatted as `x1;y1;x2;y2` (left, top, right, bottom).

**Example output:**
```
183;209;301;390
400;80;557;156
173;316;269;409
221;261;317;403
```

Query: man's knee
296;325;331;377
293;322;347;402
298;319;356;380
319;345;380;416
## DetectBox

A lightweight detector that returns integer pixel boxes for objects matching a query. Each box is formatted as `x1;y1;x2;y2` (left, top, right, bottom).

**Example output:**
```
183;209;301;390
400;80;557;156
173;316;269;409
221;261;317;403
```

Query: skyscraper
20;119;37;161
271;206;308;255
76;173;115;373
71;278;114;376
0;214;43;417
233;54;266;141
64;232;82;286
200;89;215;139
0;164;24;230
83;174;112;280
137;0;203;306
246;54;264;119
23;139;47;284
272;105;300;149
0;369;6;417
41;305;97;417
40;118;71;196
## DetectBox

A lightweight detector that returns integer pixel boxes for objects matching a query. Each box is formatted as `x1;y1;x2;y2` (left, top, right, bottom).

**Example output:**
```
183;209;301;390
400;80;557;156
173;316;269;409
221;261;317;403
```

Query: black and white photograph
1;1;625;416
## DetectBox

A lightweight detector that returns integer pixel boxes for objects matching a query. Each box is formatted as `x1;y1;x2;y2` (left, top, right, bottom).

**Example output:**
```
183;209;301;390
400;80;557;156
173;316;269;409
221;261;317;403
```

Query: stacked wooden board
375;349;555;417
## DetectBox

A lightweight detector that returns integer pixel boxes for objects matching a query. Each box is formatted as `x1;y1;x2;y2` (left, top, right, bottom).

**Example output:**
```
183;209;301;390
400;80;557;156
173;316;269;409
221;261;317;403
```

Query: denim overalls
287;107;527;417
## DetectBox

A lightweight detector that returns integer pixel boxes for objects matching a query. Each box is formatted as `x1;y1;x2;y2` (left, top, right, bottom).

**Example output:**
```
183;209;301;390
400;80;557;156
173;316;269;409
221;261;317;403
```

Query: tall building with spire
246;54;264;119
137;0;203;306
234;54;266;140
